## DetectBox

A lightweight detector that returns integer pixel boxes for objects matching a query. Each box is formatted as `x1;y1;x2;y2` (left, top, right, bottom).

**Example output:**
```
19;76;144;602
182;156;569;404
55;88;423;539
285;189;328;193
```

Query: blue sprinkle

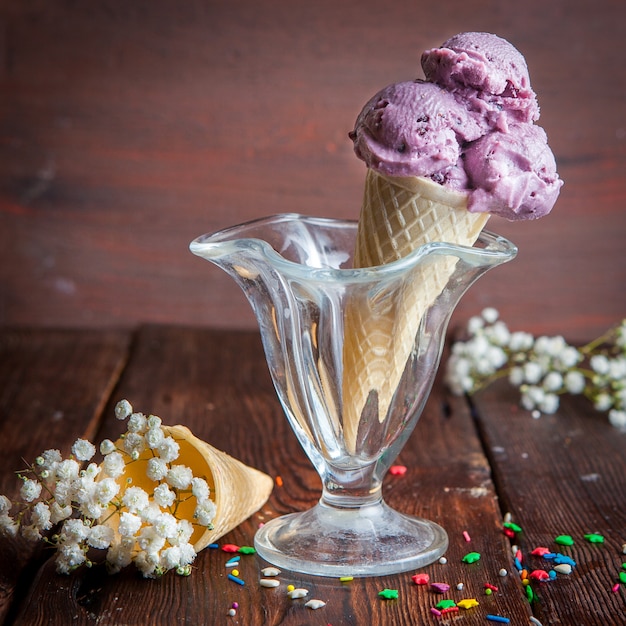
486;616;510;624
228;573;245;586
514;557;523;571
542;552;557;560
208;543;219;549
225;556;241;567
549;570;557;580
553;554;576;567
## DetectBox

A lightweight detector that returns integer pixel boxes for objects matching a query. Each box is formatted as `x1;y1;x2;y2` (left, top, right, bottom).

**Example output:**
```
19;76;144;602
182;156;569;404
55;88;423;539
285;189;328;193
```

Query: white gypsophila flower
30;501;52;532
128;412;148;434
535;335;567;357
123;432;146;459
147;414;162;429
144;427;165;449
153;512;178;540
146;457;168;482
609;357;626;380
616;322;626;349
555;345;581;369
153;483;176;508
72;439;96;462
523;362;544;385
194;499;216;527
467;315;484;335
36;449;62;474
115;399;133;420
539;393;560;414
543;371;563;392
56;458;80;483
487;345;508;369
191;477;210;502
122;486;150;514
100;439;116;455
49;501;73;524
118;511;143;537
0;495;12;515
96;477;120;506
485;321;511;347
52;480;72;507
106;540;134;573
166;465;193;490
481;307;499;324
135;549;161;578
509;331;534;352
102;451;125;479
56;542;86;574
21;524;43;541
178;542;196;566
20;479;42;503
61;518;91;542
564;370;586;394
608;409;626;430
509;367;525;387
72;474;97;506
87;524;114;550
521;386;545;411
84;462;101;480
157;438;180;463
0;514;18;537
160;545;182;571
170;519;194;546
137;526;167;553
590;354;611;376
139;503;162;525
594;393;613;411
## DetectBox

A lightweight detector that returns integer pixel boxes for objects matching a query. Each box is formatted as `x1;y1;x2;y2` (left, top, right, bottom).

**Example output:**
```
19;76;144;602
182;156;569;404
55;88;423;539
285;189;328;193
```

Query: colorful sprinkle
261;566;281;577
439;557;447;564
619;571;626;584
435;599;457;610
389;465;407;475
287;585;295;592
232;602;239;609
503;521;522;533
484;583;498;592
227;608;236;617
222;544;240;553
305;599;326;610
554;535;574;546
584;533;604;544
208;543;219;549
486;615;510;623
231;569;239;577
531;547;551;556
456;582;464;591
457;598;479;609
378;588;398;600
441;606;459;615
411;573;429;585
463;530;472;542
553;554;576;567
225;557;240;567
553;563;572;575
462;552;481;564
238;546;256;554
499;568;508;577
430;608;442;616
227;573;245;586
260;579;280;588
430;582;450;593
275;475;283;487
529;618;544;626
612;583;620;593
622;543;626;554
339;576;354;582
484;588;492;596
529;569;550;581
288;588;309;599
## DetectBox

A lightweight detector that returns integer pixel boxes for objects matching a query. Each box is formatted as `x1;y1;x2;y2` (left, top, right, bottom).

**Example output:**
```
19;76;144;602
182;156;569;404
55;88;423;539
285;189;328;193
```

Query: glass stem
320;463;382;509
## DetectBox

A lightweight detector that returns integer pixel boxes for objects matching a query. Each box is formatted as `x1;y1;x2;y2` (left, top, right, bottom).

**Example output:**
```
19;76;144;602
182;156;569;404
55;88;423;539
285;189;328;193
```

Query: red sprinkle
515;549;523;563
612;583;620;593
529;569;550;581
221;544;241;553
484;583;499;592
441;607;459;615
531;547;551;556
412;573;430;585
390;465;407;476
503;528;515;539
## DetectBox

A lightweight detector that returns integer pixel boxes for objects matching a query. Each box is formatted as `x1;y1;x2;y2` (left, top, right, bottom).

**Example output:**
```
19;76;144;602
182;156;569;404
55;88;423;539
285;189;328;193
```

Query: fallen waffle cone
105;425;273;552
342;169;489;451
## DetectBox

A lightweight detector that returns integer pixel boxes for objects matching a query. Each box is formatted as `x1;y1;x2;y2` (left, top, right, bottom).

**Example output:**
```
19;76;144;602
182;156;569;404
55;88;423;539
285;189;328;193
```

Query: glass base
254;499;448;577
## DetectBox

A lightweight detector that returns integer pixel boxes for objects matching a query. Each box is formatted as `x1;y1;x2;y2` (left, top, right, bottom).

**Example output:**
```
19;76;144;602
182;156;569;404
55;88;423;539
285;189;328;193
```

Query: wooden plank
11;327;532;625
471;379;626;625
0;329;131;624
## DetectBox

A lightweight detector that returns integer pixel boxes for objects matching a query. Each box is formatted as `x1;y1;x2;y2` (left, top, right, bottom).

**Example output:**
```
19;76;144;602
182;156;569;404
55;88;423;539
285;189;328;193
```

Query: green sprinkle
485;587;493;595
435;600;457;610
622;563;626;571
237;546;256;554
584;533;605;544
525;584;535;603
555;534;574;546
378;589;398;600
619;571;626;584
503;522;522;533
462;551;481;564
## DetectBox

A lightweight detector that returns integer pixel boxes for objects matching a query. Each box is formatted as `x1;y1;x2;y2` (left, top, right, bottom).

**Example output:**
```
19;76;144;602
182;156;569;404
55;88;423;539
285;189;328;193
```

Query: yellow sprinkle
339;576;354;582
231;569;239;577
457;598;479;609
287;584;295;592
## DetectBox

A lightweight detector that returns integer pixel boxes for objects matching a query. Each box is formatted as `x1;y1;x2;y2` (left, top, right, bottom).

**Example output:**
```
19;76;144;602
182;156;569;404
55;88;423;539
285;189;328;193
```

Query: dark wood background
1;0;625;341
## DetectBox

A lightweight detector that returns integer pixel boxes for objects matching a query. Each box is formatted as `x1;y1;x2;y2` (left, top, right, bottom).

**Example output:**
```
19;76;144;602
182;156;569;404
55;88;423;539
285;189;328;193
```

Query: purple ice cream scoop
350;31;563;221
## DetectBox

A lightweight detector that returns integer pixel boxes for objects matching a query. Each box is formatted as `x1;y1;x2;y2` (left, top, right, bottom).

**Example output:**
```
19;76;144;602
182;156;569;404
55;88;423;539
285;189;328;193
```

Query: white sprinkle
259;578;280;588
554;564;572;575
227;608;236;617
499;568;508;577
261;566;281;577
438;557;447;564
503;512;512;524
288;588;309;599
305;599;326;610
529;617;543;626
456;582;464;591
622;543;626;555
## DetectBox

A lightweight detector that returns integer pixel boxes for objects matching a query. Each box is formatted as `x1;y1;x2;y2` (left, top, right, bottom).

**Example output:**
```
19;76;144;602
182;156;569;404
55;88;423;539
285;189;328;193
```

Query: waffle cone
342;169;489;451
103;425;273;552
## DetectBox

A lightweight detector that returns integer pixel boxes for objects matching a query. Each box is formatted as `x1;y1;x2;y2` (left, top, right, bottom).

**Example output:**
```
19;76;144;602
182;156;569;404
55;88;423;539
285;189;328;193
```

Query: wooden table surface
0;326;624;625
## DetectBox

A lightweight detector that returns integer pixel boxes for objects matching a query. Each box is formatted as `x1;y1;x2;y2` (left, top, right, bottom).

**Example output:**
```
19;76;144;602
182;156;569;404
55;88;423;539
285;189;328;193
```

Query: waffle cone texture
342;169;489;451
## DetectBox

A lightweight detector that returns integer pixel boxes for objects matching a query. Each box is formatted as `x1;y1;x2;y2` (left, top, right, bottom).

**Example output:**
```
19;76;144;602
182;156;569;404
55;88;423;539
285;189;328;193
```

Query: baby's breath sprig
445;308;626;430
0;400;217;578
